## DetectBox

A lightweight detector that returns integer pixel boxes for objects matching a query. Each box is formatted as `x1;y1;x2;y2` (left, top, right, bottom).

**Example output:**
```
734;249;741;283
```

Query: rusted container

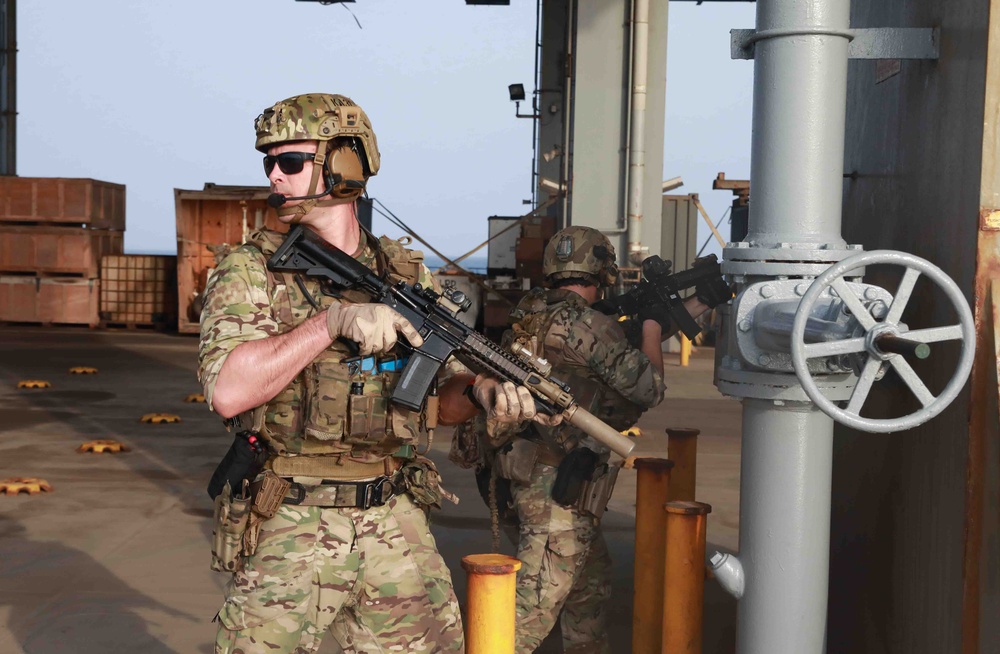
515;236;545;263
174;185;281;334
519;215;556;240
0;226;123;277
0;276;100;326
0;178;126;230
99;255;178;329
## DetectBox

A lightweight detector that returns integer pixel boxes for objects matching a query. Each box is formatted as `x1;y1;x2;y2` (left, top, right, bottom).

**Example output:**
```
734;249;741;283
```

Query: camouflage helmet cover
543;226;619;287
254;93;380;177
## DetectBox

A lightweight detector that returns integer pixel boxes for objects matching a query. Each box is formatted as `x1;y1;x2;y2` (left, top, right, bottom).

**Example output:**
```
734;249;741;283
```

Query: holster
551;447;600;507
207;430;268;501
211;480;252;573
576;463;620;519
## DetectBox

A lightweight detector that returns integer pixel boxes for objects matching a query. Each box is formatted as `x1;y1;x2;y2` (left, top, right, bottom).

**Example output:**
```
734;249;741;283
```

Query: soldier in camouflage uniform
492;226;710;653
200;93;534;654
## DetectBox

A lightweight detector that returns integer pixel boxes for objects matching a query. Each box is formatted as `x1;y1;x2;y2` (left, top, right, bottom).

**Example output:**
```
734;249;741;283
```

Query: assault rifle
268;226;636;458
592;254;732;341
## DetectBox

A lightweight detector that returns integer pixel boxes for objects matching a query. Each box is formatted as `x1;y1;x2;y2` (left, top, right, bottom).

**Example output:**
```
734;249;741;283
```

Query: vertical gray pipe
746;0;851;246
738;400;833;653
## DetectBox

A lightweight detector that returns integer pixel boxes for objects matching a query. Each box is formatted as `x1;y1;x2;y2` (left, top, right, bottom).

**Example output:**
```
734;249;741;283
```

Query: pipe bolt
760;285;775;299
795;283;809;296
738;320;751;333
758;354;772;366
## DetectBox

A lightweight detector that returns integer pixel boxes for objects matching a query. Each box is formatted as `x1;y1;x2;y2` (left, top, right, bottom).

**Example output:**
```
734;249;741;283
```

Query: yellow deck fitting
184;393;206;403
68;366;99;374
621;426;643;438
140;413;182;424
0;477;53;495
77;440;130;454
17;380;51;389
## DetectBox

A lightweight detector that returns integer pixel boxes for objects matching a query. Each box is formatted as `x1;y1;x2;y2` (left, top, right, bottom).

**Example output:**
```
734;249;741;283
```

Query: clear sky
18;1;754;261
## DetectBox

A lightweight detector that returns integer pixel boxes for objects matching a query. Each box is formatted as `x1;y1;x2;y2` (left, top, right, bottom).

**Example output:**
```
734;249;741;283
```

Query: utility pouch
400;455;458;509
207;431;268;500
211;480;252;573
251;470;292;520
576;463;620;519
551;447;600;507
496;439;539;485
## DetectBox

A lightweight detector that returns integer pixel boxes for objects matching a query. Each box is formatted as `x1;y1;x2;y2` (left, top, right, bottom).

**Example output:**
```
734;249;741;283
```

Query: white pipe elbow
710;551;745;600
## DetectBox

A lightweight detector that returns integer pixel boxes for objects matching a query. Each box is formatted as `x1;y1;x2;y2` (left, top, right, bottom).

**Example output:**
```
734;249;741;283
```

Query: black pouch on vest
551;447;600;507
207;432;268;500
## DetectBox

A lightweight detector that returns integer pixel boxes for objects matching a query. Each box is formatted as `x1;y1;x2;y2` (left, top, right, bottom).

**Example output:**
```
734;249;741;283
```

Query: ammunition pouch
211;480;252;573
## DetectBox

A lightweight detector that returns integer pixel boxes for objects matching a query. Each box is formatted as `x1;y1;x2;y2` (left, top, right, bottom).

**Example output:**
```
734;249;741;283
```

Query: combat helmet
254;93;380;216
543;226;619;287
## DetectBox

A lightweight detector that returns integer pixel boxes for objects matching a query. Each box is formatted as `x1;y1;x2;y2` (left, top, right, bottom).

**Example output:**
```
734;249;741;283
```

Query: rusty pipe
662;501;712;654
632;458;675;654
666;428;700;501
462;553;522;653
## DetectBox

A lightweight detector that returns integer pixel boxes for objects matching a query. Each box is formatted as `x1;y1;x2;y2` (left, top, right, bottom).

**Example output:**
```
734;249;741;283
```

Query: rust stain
963;227;1000;654
980;208;1000;231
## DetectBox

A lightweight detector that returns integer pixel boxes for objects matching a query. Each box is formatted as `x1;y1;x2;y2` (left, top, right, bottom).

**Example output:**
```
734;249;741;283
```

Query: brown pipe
662;501;712;654
666;428;700;501
632;458;675;654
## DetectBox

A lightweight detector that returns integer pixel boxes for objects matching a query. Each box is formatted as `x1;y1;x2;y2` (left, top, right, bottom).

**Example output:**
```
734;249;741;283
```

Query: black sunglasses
263;151;317;176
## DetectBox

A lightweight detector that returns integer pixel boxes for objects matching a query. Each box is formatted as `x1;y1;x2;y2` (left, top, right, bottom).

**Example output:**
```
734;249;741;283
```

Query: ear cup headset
255;94;380;220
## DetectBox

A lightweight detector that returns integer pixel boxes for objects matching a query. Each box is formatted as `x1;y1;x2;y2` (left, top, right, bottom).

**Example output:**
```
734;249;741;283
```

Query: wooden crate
175;185;282;333
99;255;178;328
0;178;126;230
0;276;100;326
0;226;123;277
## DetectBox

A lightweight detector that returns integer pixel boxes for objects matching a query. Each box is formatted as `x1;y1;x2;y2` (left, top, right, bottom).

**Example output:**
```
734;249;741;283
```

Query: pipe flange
723;242;864;280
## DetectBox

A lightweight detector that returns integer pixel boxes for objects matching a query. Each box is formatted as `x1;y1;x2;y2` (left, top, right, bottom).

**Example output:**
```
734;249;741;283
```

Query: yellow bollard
666;428;700;501
632;458;675;654
679;334;692;367
462;553;522;653
662;501;712;654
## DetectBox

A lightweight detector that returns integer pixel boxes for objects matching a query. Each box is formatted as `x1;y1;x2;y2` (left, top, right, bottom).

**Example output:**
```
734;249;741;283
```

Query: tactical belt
285;474;401;510
251;472;403;511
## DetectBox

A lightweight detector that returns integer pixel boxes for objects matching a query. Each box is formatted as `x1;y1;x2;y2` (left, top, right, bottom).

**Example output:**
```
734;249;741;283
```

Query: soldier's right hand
326;302;424;355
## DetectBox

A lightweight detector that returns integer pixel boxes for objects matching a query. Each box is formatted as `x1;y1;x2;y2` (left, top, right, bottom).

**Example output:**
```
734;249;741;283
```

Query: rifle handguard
562;404;636;458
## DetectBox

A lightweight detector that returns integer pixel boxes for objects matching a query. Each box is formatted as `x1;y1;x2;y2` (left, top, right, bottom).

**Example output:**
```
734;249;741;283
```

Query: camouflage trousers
215;493;465;653
510;464;612;654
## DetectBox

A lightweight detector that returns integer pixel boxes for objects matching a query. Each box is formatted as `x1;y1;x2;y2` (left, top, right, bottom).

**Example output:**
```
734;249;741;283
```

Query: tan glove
326;302;424;355
471;374;564;434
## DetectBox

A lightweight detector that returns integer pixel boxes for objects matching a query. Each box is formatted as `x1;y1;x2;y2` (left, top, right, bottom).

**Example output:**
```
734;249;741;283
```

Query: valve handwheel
790;250;975;433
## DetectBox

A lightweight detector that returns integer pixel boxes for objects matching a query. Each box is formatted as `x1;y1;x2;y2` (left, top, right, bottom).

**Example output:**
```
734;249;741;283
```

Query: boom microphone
267;189;332;208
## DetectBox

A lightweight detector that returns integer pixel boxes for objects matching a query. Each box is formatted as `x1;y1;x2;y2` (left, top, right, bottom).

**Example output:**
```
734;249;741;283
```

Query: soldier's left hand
472;374;536;423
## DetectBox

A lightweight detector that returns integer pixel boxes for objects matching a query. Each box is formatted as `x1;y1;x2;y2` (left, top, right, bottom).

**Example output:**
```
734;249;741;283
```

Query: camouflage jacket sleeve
550;307;666;409
198;246;280;408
